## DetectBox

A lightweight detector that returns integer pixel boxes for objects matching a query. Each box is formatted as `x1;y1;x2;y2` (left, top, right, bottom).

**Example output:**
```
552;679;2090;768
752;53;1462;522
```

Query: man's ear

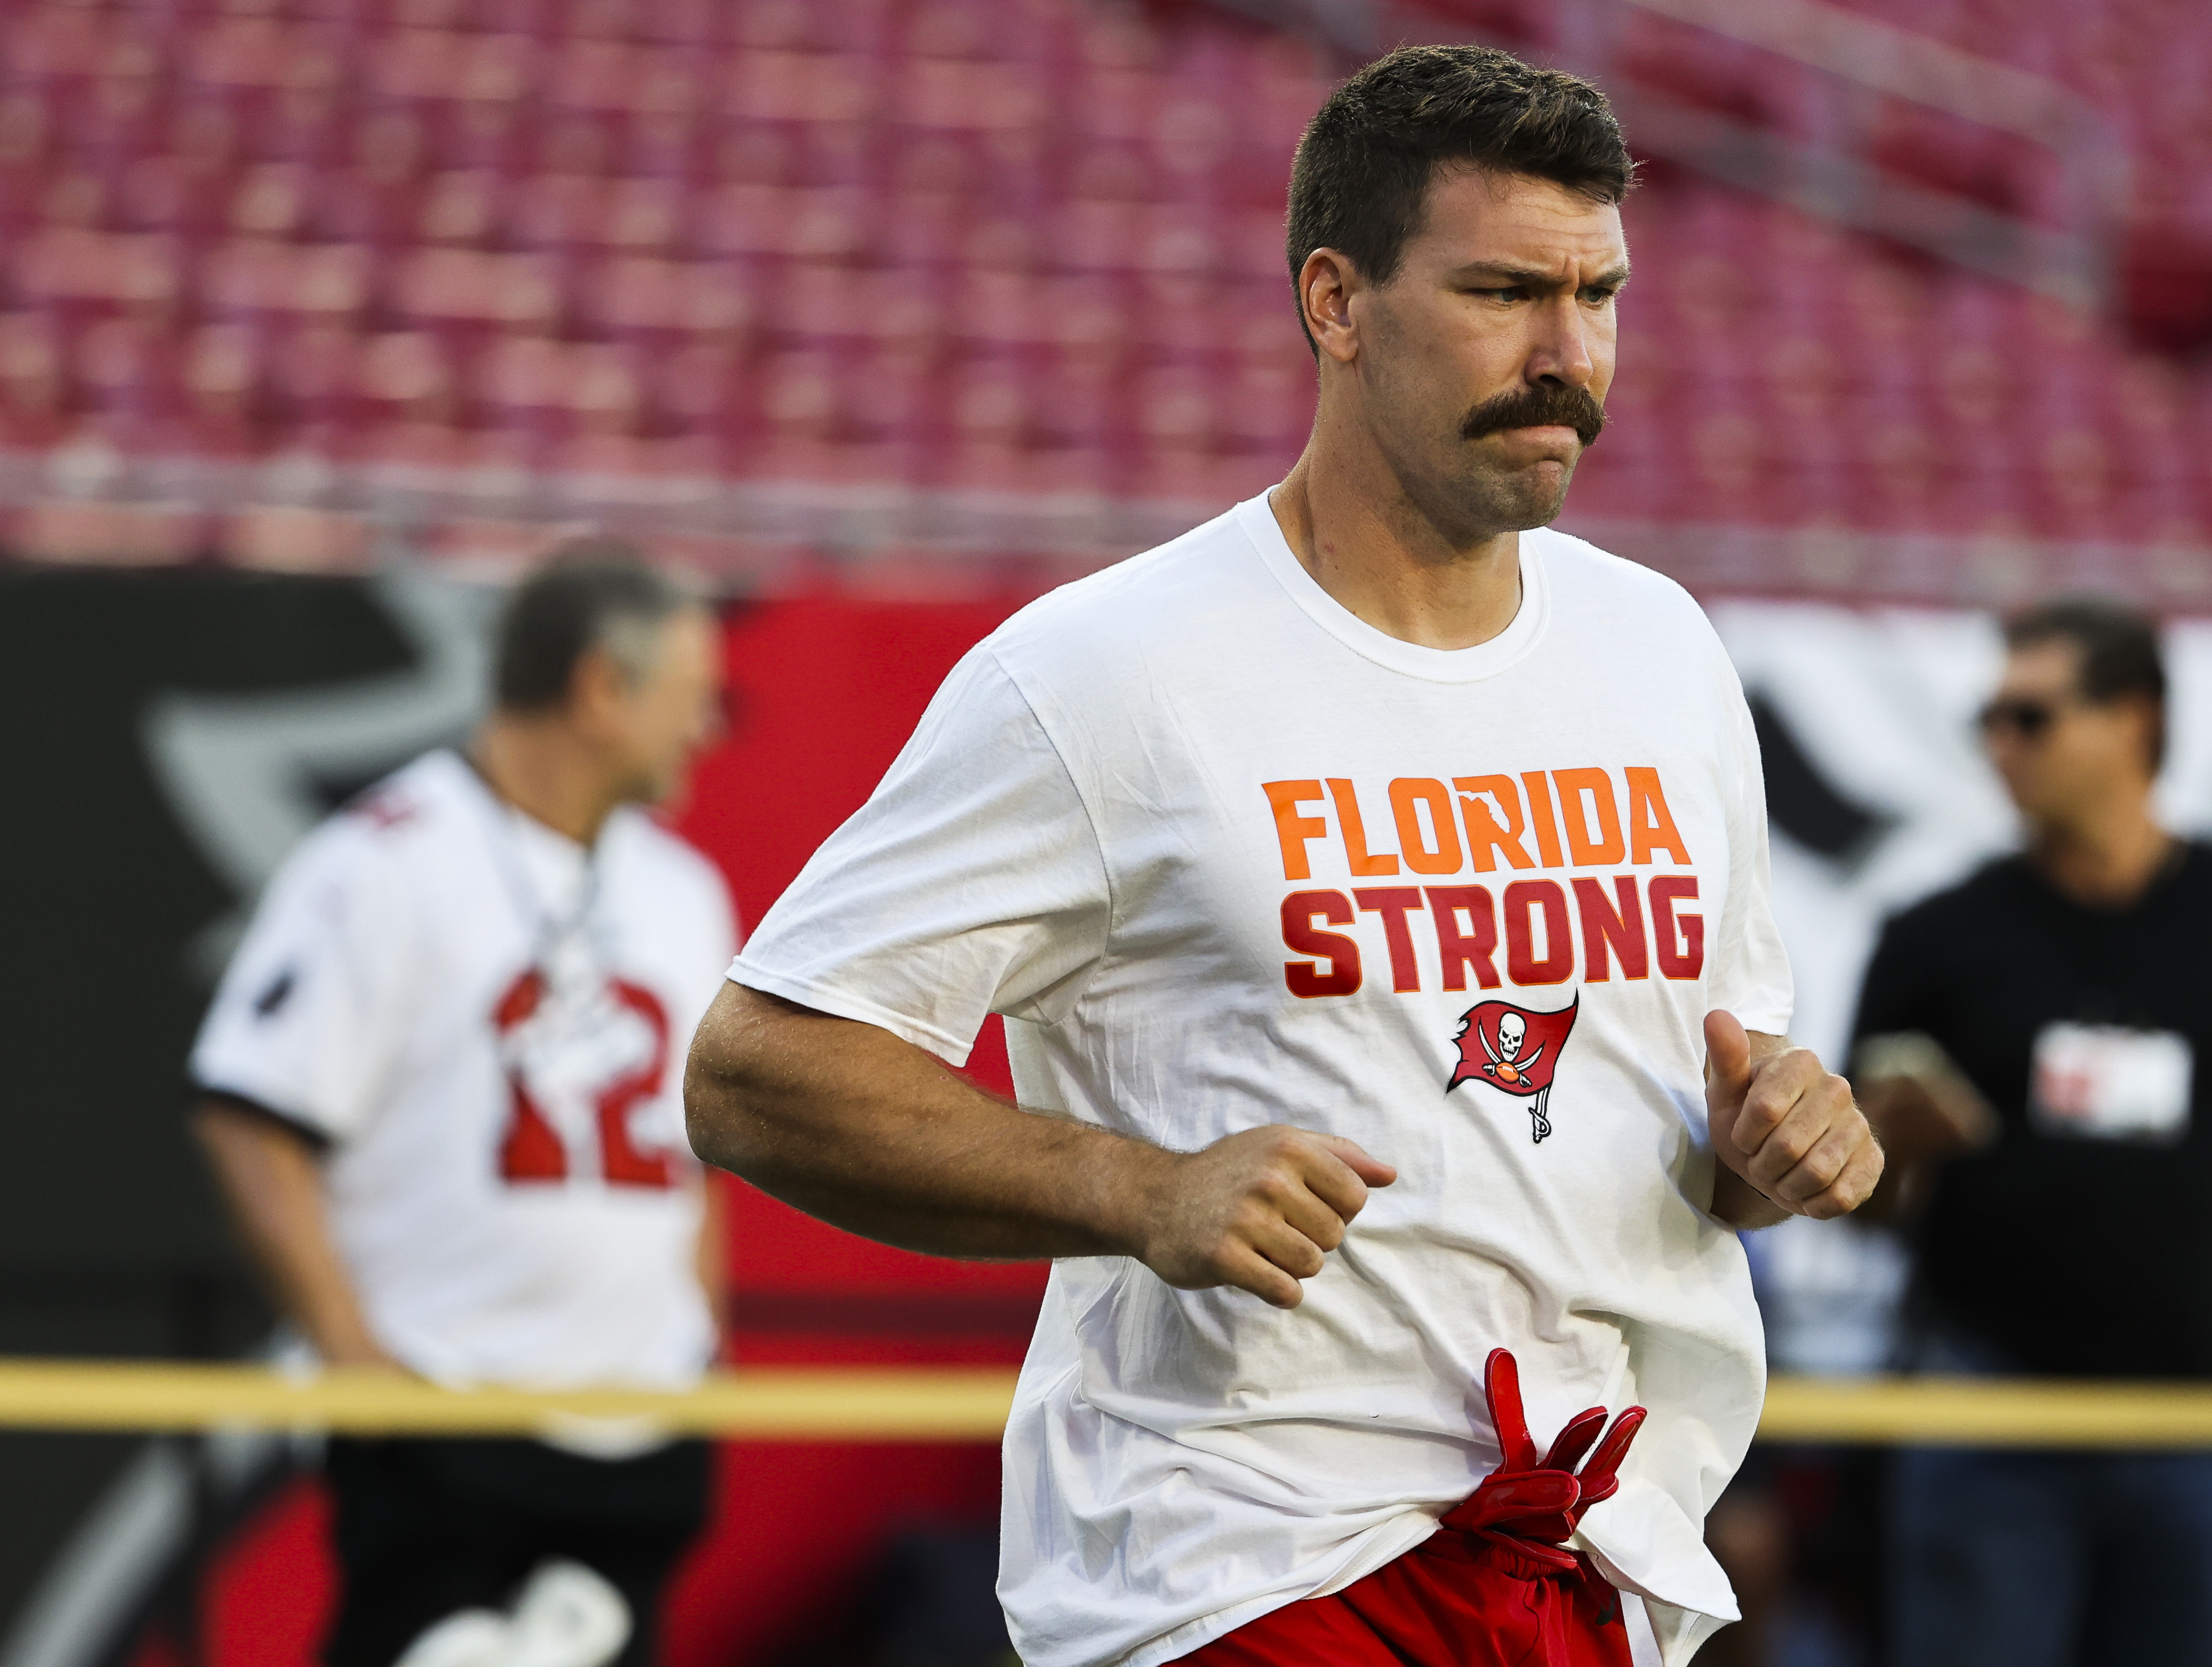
1299;248;1362;366
568;644;629;728
2130;695;2167;778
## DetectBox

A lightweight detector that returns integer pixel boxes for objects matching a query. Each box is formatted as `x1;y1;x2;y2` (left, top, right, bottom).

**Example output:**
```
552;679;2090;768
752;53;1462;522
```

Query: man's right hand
1126;1126;1397;1310
191;1099;407;1376
687;986;1395;1289
317;1334;409;1374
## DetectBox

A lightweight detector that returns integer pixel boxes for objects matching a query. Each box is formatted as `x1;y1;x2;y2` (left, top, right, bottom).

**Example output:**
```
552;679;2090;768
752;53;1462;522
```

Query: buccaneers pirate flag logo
1448;996;1581;1144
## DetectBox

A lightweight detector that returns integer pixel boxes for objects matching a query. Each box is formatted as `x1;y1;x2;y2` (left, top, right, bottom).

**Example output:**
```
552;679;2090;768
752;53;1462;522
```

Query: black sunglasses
1976;696;2082;740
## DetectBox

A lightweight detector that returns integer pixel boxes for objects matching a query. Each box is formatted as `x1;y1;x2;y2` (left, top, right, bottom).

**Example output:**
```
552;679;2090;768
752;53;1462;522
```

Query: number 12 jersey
192;749;737;1390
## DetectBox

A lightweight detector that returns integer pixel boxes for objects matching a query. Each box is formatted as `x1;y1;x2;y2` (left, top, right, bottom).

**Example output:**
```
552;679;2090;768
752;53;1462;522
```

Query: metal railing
1219;0;2128;308
7;1359;2212;1446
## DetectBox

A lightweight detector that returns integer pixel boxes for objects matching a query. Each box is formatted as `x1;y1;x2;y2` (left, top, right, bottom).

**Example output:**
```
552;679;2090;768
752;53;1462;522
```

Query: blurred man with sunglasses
1852;596;2212;1667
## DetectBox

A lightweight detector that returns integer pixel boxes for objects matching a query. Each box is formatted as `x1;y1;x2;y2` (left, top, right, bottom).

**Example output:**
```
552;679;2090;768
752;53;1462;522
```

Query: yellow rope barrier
1758;1375;2212;1448
3;1361;2212;1446
0;1361;1015;1440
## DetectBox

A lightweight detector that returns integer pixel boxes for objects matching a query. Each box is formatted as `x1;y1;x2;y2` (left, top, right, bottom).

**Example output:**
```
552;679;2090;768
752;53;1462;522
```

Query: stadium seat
0;0;2195;564
200;240;373;329
390;245;564;335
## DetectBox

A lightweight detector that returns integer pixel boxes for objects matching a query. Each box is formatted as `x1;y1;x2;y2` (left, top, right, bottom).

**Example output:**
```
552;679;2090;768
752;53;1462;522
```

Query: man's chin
618;768;681;810
1516;483;1573;530
1473;461;1575;532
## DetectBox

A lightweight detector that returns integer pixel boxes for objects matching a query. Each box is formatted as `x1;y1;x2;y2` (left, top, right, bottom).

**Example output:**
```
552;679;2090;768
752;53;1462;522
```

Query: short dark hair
493;537;695;713
2005;595;2168;767
1285;44;1634;341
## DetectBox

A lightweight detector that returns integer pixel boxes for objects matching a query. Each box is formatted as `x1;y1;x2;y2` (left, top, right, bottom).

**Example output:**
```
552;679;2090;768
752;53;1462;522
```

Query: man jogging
686;45;1877;1667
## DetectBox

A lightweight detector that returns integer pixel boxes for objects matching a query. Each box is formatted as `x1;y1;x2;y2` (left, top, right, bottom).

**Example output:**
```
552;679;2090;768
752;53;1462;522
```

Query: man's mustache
1461;384;1607;447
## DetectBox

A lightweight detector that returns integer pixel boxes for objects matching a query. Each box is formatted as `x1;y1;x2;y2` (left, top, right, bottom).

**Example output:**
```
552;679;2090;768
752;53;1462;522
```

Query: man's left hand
1705;1011;1883;1226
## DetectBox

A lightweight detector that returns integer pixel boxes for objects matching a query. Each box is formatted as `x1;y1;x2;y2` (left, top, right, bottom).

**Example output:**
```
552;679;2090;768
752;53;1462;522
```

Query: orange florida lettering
1454;776;1536;873
1390;779;1464;876
1326;779;1401;876
1266;767;1690;878
1553;768;1626;867
1625;768;1693;864
1520;772;1566;868
1264;780;1329;881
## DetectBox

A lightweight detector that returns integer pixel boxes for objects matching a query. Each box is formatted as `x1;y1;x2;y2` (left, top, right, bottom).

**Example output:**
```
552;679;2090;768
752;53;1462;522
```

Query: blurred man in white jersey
191;544;734;1667
686;45;1879;1667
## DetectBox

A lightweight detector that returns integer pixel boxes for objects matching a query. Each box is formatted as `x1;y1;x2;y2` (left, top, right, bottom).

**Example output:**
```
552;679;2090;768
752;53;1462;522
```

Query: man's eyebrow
1451;261;1633;289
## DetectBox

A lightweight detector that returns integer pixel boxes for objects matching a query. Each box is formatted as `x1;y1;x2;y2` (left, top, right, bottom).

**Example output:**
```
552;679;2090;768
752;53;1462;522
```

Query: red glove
1441;1349;1647;1551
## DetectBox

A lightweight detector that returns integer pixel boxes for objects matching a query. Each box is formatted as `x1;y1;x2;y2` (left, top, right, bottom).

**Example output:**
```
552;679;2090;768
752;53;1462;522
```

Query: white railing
1220;0;2128;307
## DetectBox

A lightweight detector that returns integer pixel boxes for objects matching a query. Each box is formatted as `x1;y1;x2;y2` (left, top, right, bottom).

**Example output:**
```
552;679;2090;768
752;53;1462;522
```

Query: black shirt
1852;843;2212;1378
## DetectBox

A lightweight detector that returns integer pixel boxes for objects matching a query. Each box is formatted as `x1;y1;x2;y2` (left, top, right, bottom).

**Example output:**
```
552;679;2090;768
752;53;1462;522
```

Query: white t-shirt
730;495;1789;1667
193;749;737;1391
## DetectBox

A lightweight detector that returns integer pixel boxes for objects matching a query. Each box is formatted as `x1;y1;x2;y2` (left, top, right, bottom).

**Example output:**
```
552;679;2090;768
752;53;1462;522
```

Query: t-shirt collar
1234;491;1549;686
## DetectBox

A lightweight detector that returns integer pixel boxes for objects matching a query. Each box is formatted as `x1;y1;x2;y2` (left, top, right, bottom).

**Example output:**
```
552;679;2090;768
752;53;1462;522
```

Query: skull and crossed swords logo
1447;996;1581;1144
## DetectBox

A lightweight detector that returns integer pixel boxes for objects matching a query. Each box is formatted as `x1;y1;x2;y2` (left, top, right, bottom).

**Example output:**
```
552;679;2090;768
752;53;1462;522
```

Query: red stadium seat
200;240;373;329
166;323;271;459
0;312;71;450
12;228;183;324
390;245;564;334
577;255;753;348
698;183;872;263
650;337;752;443
265;321;363;431
544;39;704;118
0;0;2195;569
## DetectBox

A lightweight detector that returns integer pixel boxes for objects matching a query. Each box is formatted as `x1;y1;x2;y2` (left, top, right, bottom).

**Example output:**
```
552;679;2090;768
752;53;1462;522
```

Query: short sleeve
189;819;419;1143
728;647;1112;1067
1708;667;1794;1037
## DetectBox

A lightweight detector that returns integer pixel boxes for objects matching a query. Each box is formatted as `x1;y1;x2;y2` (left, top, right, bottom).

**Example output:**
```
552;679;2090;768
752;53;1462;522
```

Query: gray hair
493;537;696;712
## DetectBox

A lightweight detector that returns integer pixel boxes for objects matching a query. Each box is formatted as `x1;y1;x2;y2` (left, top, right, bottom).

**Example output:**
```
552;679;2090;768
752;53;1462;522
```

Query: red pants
1175;1530;1633;1667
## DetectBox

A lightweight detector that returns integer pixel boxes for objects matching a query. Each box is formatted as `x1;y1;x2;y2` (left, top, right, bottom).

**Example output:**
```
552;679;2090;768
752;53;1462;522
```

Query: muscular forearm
684;984;1172;1262
695;1172;729;1357
687;984;1396;1310
191;1102;395;1367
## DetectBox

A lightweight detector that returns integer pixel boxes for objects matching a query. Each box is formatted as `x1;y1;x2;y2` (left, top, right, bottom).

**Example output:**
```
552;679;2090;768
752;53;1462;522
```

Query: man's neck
471;717;618;847
1269;451;1522;652
2025;790;2174;909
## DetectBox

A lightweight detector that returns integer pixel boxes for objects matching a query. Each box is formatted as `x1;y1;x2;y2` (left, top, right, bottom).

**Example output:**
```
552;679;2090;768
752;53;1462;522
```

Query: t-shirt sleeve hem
188;1081;340;1151
1730;1007;1794;1038
726;961;976;1068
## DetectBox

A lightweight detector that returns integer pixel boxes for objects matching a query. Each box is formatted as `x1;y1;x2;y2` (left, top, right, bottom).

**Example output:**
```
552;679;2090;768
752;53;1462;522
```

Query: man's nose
1527;296;1597;391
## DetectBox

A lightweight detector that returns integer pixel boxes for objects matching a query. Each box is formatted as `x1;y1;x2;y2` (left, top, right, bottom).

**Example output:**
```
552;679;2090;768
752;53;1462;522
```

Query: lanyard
462;755;610;981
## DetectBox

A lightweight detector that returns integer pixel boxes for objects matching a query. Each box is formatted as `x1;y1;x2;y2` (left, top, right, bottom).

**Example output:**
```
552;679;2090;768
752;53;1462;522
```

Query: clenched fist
1705;1011;1882;1223
1130;1126;1397;1309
